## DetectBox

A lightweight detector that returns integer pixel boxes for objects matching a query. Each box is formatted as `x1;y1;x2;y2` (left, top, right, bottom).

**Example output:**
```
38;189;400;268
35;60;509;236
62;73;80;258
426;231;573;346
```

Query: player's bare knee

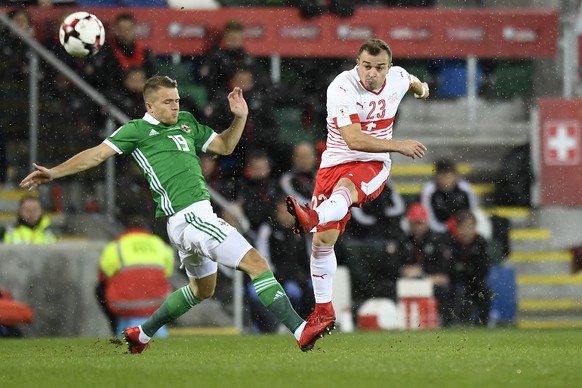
189;278;216;301
196;288;215;300
313;230;340;247
335;178;358;203
238;248;270;277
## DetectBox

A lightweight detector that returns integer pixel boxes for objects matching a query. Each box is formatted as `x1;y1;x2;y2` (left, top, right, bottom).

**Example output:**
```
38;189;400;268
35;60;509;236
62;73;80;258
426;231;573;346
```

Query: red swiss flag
544;120;580;166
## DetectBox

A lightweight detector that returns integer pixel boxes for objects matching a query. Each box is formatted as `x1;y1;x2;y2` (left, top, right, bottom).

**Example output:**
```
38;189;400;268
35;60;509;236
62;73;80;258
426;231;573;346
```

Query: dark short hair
143;75;178;102
121;214;151;230
435;159;456;173
358;39;392;60
115;13;135;24
455;210;476;226
224;19;244;34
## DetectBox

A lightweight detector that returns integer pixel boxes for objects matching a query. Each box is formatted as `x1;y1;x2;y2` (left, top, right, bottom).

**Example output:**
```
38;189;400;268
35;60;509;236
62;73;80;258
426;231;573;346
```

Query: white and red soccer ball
59;12;105;58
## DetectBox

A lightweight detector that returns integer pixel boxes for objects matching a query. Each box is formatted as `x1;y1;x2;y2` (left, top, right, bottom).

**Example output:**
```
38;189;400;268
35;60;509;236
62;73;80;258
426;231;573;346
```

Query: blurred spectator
40;72;101;160
198;19;269;101
400;203;453;327
348;180;405;239
107;66;147;119
286;0;354;18
95;214;173;337
249;197;314;333
199;153;236;202
2;195;57;244
279;141;317;205
116;159;157;220
420;159;477;233
205;66;287;177
235;149;280;234
494;144;533;207
0;8;33;183
444;210;491;326
93;13;155;94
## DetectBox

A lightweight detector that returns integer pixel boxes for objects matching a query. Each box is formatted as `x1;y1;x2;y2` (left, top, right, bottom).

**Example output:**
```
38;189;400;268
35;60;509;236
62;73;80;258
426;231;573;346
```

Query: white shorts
166;200;252;279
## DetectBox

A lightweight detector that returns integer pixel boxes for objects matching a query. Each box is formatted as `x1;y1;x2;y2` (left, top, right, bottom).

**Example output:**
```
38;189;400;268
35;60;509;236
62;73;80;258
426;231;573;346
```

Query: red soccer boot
122;326;150;354
286;196;319;236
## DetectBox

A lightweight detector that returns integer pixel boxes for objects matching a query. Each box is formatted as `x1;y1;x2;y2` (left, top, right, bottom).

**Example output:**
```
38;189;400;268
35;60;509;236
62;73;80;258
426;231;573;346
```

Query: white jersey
321;65;412;168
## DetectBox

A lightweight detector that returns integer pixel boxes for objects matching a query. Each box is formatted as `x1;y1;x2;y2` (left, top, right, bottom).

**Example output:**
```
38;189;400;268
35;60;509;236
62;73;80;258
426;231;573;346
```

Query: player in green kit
20;76;332;353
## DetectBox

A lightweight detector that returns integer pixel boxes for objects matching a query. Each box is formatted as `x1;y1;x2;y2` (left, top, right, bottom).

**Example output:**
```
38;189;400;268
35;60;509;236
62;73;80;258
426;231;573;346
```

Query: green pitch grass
0;329;579;387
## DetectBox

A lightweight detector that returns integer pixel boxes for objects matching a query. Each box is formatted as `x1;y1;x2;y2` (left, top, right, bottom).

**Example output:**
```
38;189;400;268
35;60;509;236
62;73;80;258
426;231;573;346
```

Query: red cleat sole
299;321;336;352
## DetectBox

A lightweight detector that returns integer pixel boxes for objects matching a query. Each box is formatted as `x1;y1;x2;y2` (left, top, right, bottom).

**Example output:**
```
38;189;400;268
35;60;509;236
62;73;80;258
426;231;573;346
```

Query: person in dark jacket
249;197;314;332
444;210;491;326
400;203;453;326
420;159;477;233
235;149;280;234
279;141;317;206
198;19;269;101
93;13;155;94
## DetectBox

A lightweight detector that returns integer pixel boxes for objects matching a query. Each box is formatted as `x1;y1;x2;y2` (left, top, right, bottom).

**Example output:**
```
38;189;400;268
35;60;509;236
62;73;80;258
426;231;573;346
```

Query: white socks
293;321;307;340
138;325;151;343
314;187;352;225
310;245;337;303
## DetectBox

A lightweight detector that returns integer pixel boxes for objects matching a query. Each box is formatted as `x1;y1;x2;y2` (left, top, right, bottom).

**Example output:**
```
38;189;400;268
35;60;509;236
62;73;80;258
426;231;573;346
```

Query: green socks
141;285;200;337
141;272;304;338
252;270;304;333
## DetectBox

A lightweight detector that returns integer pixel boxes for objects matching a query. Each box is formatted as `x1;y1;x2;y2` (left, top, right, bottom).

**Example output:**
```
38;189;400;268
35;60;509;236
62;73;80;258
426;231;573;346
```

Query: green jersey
104;111;217;218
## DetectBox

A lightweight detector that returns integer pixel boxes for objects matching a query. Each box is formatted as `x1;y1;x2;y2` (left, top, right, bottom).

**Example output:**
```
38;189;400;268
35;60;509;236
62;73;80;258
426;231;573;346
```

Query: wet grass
0;328;579;387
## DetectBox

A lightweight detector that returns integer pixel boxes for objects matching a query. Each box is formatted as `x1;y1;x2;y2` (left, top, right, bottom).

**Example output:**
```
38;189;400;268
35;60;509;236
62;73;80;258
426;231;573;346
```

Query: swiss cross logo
544;121;580;166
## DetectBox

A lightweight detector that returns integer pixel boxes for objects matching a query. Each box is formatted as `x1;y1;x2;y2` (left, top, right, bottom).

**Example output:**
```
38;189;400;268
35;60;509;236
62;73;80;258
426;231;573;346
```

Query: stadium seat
403;62;430;83
435;59;483;98
486;265;517;326
273;106;311;144
493;60;533;99
181;84;209;109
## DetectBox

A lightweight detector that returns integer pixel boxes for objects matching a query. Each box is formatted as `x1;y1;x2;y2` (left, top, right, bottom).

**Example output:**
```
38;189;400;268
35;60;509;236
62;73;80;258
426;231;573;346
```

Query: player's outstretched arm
340;124;427;159
20;143;117;191
410;74;429;100
207;87;249;156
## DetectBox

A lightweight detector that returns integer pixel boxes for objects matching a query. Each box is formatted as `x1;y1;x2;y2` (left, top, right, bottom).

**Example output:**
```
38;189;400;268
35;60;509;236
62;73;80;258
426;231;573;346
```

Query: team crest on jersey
181;124;191;134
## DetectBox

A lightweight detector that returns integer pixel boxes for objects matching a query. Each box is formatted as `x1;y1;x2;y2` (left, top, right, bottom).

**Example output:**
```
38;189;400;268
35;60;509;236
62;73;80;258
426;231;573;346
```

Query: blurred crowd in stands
0;3;527;331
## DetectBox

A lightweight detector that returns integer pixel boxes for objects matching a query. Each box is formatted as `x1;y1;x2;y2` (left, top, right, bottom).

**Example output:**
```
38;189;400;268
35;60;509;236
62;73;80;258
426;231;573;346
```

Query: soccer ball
59;12;105;58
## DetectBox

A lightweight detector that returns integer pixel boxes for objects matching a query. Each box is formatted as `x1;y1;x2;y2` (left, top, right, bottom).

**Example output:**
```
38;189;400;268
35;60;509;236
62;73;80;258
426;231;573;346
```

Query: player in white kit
286;39;430;339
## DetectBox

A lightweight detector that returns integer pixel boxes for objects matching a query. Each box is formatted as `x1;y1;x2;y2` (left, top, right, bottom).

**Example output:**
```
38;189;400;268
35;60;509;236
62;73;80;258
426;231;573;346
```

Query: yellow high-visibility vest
99;230;174;278
3;216;57;244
